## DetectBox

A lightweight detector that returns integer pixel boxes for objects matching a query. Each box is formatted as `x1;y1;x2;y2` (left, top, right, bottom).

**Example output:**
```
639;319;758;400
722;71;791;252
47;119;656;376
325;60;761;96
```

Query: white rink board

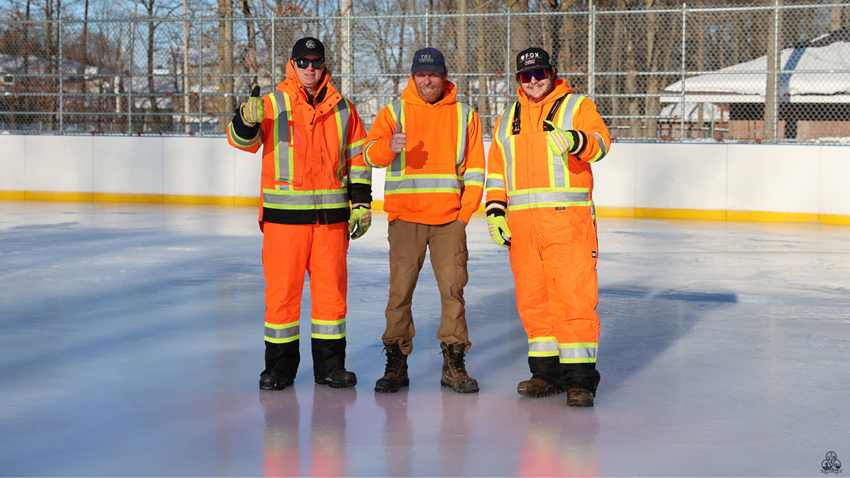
1;134;849;218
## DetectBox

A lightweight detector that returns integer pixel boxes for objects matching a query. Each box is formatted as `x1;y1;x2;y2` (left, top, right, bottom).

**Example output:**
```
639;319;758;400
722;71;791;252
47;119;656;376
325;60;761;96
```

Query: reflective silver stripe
363;140;380;167
528;340;559;356
508;190;589;207
265;323;299;342
311;321;346;338
589;132;608;162
263;190;349;208
228;123;261;148
335;99;352;183
561;94;582;131
389;100;404;178
349;167;372;184
551;151;567;188
559;343;598;363
456;103;471;171
345;145;363;160
486;177;505;190
463;171;485;184
384;176;462;193
496;103;518;193
272;90;293;186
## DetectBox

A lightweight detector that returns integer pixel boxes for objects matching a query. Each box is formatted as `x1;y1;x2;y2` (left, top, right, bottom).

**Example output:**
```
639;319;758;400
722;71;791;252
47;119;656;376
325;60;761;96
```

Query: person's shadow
405;141;429;170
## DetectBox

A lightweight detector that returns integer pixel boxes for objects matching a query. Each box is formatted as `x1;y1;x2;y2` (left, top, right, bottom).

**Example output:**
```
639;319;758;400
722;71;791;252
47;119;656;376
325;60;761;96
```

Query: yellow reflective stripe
558;342;598;363
312;318;346;326
528;336;559;357
334;100;346;183
363;140;380;167
455;103;464;167
264;321;300;343
228;123;261;148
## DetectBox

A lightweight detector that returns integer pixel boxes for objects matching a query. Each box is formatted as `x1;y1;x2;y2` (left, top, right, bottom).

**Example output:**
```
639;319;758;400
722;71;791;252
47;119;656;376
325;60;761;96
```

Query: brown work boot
566;387;595;407
440;342;479;393
375;344;409;393
517;376;563;398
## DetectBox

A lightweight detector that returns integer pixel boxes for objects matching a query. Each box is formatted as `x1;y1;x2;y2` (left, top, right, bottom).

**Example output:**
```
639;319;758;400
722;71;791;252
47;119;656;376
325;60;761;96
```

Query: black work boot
440;342;479;393
566;387;595;407
517;375;563;398
315;370;357;388
259;373;294;391
375;343;410;393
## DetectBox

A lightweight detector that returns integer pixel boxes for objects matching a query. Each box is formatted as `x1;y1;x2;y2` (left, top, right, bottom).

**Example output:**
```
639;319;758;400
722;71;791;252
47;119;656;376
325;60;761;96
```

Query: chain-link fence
2;1;850;142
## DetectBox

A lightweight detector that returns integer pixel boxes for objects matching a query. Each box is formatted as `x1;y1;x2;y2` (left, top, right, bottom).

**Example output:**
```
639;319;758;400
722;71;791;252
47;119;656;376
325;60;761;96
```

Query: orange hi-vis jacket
363;78;485;225
485;80;610;215
227;62;371;225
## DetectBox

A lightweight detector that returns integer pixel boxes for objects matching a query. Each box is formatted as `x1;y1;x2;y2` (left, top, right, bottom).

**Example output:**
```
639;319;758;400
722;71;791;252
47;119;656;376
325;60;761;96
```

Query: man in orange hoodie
363;48;486;394
486;47;611;407
227;37;372;391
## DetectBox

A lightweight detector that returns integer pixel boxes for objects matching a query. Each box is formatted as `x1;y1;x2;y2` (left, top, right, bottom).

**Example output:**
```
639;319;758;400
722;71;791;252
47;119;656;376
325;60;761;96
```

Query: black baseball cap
292;37;325;60
516;47;553;74
411;47;446;73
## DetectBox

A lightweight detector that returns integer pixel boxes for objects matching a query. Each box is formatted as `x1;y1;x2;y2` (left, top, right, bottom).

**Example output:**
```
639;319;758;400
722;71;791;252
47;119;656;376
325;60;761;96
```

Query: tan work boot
440;342;479;393
566;387;595;407
517;376;563;398
375;343;409;393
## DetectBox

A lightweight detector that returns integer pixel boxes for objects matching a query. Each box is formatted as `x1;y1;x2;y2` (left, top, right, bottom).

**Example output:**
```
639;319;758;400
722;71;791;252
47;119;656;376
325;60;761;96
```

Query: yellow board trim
3;193;849;225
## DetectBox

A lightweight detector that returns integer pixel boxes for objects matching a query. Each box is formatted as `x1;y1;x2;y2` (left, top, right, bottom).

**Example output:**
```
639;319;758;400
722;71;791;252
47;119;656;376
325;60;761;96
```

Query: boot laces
382;346;404;375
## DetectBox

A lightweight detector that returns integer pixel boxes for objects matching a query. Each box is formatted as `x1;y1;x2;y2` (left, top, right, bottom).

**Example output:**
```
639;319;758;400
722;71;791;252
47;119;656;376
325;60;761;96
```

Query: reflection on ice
1;201;849;476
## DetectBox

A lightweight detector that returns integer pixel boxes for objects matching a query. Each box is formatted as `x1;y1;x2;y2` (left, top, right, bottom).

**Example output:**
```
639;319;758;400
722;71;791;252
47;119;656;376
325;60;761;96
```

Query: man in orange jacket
486;47;611;407
363;48;486;394
227;37;372;391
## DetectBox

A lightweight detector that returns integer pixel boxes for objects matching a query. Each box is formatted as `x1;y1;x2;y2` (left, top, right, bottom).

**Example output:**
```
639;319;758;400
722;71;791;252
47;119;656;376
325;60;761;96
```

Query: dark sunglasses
517;69;550;83
294;58;324;69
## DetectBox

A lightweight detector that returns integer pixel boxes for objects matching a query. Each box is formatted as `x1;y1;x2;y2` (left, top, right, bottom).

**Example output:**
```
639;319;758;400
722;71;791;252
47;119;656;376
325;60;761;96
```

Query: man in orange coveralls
486;47;611;407
227;37;372;391
363;47;486;394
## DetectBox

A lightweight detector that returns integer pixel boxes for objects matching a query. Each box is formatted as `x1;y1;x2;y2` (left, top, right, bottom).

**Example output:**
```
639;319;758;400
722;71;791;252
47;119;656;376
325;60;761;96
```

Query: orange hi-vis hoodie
363;78;485;225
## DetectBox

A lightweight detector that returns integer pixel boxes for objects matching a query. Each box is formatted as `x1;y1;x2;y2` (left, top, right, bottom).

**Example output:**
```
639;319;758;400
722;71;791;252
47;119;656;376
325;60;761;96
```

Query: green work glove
487;214;512;248
241;86;264;124
544;120;576;156
349;207;372;240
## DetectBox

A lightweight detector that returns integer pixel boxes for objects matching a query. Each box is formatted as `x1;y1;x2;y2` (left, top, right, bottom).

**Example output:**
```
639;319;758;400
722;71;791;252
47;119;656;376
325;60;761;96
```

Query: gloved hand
348;207;372;240
487;214;512;248
241;86;264;124
544;120;576;156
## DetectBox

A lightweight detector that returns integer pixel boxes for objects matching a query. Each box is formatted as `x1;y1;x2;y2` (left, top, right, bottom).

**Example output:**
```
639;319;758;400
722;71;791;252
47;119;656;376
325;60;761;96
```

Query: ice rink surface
1;200;848;477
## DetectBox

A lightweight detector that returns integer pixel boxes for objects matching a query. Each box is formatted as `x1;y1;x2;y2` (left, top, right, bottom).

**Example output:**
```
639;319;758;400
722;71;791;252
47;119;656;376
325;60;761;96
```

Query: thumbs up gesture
389;118;407;154
241;86;264;125
544;120;578;157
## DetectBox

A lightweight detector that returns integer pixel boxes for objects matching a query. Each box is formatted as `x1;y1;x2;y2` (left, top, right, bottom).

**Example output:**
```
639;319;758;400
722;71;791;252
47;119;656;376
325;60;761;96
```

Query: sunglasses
517;69;550;83
294;58;324;69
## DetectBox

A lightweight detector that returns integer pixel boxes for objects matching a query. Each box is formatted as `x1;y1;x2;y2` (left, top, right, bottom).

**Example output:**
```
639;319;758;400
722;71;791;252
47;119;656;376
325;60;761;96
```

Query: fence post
771;0;780;142
199;16;203;134
680;3;686;139
588;3;596;99
271;14;276;87
58;16;63;133
128;19;134;134
506;9;511;86
425;8;430;46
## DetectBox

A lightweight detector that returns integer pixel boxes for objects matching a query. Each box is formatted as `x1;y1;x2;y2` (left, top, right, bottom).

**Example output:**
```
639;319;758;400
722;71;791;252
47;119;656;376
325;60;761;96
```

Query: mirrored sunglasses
517;69;550;83
295;58;324;69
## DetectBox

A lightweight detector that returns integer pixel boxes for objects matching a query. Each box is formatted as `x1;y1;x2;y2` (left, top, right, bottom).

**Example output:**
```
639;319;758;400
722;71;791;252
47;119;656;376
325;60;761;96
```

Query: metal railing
2;1;850;143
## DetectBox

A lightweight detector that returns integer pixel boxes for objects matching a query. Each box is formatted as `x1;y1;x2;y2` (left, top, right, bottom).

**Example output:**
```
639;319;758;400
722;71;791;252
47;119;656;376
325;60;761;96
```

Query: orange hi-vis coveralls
486;80;610;393
363;78;485;353
227;62;371;381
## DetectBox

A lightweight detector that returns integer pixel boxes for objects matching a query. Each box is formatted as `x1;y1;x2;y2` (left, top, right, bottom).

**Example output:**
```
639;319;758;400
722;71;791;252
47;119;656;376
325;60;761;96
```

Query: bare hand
389;132;407;154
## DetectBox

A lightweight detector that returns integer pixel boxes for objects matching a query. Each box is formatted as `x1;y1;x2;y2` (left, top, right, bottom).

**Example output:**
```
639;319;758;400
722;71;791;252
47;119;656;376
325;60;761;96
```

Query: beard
416;82;444;103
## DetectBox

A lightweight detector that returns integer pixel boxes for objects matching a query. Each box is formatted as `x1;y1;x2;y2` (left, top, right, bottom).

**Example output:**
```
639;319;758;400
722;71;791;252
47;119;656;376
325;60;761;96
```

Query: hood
401;77;458;106
517;79;574;108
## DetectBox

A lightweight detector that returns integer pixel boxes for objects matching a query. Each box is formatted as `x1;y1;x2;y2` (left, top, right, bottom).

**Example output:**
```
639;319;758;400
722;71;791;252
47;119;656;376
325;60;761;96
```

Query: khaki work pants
383;219;471;355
